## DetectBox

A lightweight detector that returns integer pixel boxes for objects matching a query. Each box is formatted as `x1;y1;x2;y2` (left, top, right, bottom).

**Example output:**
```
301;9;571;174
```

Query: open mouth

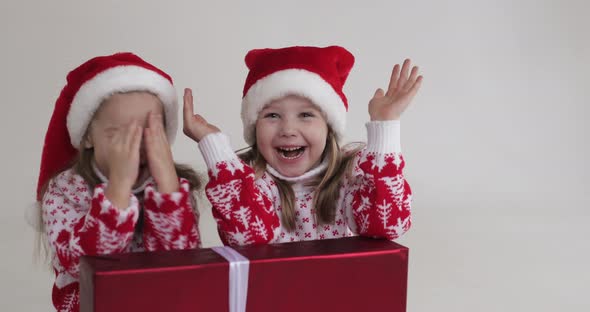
276;146;306;160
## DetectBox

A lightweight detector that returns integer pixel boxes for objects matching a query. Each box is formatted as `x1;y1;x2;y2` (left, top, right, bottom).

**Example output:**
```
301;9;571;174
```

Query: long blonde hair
238;129;363;231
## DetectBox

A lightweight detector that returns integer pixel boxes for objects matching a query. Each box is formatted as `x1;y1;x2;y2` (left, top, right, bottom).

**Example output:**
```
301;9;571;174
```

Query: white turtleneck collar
265;159;328;184
92;162;154;194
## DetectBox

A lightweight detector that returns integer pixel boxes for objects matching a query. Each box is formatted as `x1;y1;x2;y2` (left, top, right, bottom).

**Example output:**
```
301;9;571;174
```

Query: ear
82;133;94;149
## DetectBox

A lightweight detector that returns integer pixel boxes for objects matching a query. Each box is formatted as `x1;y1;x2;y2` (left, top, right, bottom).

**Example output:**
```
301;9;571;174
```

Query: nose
279;118;298;137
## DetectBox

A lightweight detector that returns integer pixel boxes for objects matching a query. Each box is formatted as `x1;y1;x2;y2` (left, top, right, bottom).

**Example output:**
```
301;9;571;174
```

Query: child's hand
144;112;179;193
182;88;220;142
105;121;142;209
369;59;423;121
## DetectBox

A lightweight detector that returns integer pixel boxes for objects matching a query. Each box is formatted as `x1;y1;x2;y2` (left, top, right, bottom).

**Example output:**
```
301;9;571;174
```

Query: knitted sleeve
198;132;280;246
42;170;139;277
142;178;201;250
343;121;412;240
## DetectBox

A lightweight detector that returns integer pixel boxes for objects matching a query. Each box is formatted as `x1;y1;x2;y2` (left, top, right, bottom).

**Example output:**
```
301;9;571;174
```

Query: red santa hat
36;52;177;201
241;45;354;145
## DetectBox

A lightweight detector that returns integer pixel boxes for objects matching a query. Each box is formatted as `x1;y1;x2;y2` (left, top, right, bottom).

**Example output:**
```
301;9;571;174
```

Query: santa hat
241;45;354;145
36;52;177;201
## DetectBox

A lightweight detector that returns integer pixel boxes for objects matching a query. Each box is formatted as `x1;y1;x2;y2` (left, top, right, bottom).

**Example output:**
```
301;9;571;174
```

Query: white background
1;0;588;311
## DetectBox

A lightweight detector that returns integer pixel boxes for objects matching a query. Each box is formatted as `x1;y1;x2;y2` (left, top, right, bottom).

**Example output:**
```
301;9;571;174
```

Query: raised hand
104;121;142;209
182;88;220;142
144;112;179;193
369;59;423;121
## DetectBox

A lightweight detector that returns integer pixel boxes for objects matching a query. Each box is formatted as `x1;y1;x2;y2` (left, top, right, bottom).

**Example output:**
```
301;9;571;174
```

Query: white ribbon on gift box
212;246;250;312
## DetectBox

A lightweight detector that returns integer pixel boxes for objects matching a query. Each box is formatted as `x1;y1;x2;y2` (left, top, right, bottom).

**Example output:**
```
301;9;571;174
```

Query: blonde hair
238;129;363;232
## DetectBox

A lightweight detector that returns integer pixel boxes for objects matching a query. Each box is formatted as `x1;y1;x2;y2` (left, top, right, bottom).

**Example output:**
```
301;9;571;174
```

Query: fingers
145;113;154;150
387;59;422;95
147;110;156;131
145;113;169;156
386;64;400;96
109;122;141;162
183;88;194;125
144;117;154;149
129;121;142;155
156;114;169;142
144;112;177;191
405;66;420;91
122;121;137;147
407;75;423;99
105;121;141;188
148;112;168;141
397;59;411;89
181;87;222;141
374;88;385;98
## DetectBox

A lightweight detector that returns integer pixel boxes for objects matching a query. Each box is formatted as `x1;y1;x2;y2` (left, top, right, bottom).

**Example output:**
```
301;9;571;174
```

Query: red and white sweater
198;120;412;246
41;169;200;312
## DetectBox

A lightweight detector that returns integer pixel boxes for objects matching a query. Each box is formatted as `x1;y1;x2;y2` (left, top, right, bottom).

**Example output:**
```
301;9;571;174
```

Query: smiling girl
184;46;422;245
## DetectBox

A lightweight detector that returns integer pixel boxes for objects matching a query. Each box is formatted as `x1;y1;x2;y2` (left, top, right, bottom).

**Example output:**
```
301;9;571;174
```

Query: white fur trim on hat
67;65;178;148
241;68;347;145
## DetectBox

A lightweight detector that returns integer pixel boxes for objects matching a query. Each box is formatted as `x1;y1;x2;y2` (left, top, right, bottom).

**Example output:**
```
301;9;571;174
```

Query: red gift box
80;237;408;312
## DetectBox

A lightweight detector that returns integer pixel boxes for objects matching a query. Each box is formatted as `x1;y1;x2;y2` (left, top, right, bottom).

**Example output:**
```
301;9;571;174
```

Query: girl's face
255;95;328;177
84;92;164;187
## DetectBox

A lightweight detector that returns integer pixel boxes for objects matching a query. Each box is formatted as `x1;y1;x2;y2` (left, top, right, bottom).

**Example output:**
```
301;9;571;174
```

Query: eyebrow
103;126;120;132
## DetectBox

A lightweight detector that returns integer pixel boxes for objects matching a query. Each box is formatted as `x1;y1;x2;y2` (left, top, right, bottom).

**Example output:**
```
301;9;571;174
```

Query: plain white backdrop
1;0;588;311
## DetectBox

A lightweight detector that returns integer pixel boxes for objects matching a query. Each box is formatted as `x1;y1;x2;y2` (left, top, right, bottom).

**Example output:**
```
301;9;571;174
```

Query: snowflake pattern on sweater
41;169;200;312
199;121;412;246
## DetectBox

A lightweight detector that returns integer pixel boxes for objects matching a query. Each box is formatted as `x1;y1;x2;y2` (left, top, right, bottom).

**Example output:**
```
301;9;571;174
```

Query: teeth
281;153;301;160
279;147;302;151
277;146;305;160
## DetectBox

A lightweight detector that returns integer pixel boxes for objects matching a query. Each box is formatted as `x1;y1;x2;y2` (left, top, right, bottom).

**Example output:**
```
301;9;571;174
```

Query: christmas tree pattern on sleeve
206;158;280;246
199;132;280;246
142;178;201;250
345;121;412;240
